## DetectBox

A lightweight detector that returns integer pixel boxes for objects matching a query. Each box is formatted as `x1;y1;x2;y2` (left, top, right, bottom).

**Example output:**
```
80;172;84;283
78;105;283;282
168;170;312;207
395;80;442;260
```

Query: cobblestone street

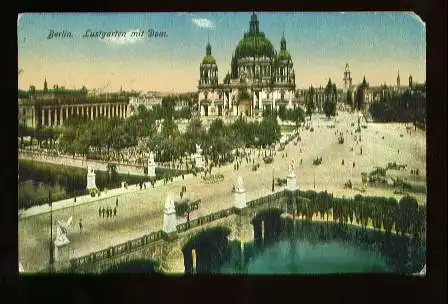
19;112;426;272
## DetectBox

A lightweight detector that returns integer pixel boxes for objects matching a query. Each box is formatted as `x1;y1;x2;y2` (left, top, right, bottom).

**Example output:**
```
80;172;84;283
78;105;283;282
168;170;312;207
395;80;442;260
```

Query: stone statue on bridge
164;194;176;214
236;176;244;192
149;151;155;164
163;193;177;234
55;216;72;246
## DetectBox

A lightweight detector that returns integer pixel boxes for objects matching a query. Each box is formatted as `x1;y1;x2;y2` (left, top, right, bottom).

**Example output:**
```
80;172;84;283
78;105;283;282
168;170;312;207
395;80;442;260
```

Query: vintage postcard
18;12;426;275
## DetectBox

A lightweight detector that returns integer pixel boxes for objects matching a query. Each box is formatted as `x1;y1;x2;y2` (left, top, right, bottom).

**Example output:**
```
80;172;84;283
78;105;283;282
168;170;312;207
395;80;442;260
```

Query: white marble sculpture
287;160;298;191
86;164;97;190
55;216;72;246
163;194;177;234
196;144;202;154
234;176;247;209
289;160;295;176
237;176;244;192
147;151;156;178
150;151;155;163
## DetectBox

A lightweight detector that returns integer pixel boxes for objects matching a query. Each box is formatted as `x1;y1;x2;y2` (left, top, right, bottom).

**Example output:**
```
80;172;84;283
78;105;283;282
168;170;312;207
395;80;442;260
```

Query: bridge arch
182;226;232;274
251;207;284;246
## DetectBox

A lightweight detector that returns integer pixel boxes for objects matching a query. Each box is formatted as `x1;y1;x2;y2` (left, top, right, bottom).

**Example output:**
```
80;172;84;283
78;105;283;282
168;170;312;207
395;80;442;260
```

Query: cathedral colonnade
28;102;129;128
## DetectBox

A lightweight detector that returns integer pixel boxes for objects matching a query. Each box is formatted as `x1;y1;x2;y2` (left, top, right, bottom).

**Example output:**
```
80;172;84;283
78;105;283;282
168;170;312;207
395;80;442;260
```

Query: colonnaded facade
18;80;130;128
197;13;298;118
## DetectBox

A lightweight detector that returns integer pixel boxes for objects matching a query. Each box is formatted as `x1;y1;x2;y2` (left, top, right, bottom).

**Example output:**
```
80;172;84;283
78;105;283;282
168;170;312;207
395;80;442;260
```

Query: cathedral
197;13;297;117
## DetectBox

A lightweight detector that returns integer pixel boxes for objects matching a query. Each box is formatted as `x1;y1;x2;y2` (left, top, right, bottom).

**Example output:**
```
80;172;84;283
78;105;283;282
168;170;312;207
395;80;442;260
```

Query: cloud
104;29;145;45
192;18;215;29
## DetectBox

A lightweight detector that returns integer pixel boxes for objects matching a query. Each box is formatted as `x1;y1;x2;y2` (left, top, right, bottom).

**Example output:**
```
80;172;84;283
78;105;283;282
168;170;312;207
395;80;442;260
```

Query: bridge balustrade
68;192;294;271
69;230;165;270
176;207;235;233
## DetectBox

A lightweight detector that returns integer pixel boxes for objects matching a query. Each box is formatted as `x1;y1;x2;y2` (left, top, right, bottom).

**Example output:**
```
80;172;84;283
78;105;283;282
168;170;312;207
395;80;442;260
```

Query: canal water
107;219;426;274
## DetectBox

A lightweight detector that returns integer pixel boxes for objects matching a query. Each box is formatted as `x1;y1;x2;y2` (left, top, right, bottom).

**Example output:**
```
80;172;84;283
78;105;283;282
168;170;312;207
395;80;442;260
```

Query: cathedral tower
343;63;352;89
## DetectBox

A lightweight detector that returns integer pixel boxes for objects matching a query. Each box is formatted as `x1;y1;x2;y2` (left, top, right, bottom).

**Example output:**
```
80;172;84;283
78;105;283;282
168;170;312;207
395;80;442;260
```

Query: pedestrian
102;207;105;218
353;161;355;168
98;207;101;217
144;183;146;189
79;218;83;232
106;208;110;218
113;207;117;216
116;198;118;208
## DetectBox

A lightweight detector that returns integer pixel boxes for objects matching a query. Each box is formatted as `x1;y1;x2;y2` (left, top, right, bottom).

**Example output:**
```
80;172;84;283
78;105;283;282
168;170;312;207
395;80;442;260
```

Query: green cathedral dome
202;55;216;64
277;49;291;61
202;42;217;64
234;33;276;59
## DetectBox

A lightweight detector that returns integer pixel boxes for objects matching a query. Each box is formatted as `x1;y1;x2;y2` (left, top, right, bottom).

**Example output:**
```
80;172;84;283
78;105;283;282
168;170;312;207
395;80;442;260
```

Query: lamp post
48;190;54;270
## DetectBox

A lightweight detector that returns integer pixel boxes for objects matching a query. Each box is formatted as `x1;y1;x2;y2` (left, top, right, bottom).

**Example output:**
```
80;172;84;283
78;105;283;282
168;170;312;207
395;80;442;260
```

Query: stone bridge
53;186;298;274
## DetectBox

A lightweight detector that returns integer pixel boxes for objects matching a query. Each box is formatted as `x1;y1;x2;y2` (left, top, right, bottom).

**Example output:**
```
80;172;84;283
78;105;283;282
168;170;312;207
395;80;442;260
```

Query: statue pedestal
287;173;298;191
148;163;156;178
163;197;177;234
163;212;177;234
234;188;247;209
87;172;96;190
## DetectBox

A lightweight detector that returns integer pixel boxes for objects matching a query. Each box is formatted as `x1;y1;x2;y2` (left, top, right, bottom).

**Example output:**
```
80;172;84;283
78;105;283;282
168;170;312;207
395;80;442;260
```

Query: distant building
28;78;88;100
197;13;298;118
18;79;129;128
128;93;163;115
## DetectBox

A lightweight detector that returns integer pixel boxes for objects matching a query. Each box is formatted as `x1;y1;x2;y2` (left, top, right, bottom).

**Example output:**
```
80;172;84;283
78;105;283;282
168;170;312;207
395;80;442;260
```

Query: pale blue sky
18;12;426;92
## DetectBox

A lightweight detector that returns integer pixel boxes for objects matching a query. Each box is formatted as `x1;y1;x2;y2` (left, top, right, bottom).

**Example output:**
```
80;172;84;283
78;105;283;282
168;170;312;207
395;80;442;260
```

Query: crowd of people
98;198;119;219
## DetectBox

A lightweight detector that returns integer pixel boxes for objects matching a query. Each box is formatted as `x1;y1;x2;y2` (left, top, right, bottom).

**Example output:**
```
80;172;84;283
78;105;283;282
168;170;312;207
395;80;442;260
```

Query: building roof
277;49;291;61
234;14;276;59
234;33;276;59
202;55;217;64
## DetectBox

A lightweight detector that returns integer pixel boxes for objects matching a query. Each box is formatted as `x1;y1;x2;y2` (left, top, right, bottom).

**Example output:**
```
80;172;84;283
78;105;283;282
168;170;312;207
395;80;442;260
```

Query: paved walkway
19;150;189;176
18;173;197;219
19;112;426;273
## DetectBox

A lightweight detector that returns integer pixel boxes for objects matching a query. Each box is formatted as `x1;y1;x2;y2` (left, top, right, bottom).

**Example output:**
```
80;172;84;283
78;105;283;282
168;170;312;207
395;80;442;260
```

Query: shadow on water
107;213;425;274
182;227;232;274
218;215;426;275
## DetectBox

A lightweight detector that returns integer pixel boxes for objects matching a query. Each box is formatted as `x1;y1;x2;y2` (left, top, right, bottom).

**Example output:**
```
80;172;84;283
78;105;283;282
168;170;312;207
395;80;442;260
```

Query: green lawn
280;125;297;133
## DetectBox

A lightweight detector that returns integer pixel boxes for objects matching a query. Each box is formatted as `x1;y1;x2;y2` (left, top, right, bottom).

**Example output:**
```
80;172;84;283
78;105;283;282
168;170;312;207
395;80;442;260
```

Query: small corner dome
202;55;217;65
277;50;291;61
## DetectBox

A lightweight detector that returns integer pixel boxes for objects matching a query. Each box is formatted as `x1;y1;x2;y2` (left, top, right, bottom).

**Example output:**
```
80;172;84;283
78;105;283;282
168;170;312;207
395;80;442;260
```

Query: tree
161;118;179;139
355;76;369;111
380;197;397;234
306;86;315;119
346;89;353;108
398;195;419;235
278;105;287;121
258;117;281;146
107;163;119;184
323;99;336;118
208;118;226;138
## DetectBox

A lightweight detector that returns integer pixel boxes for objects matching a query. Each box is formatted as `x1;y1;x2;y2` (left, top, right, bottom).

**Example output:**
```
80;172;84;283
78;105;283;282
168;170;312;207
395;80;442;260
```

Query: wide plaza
18;110;426;272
